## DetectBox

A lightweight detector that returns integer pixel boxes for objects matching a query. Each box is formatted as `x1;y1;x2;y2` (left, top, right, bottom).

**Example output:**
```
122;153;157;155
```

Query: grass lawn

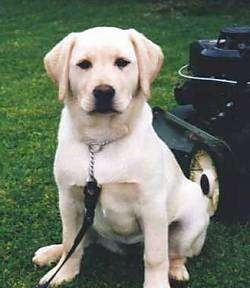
0;1;250;287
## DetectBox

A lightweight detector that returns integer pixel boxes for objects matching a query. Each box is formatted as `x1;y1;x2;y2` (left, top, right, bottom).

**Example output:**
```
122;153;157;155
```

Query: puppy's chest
55;140;142;186
93;183;143;243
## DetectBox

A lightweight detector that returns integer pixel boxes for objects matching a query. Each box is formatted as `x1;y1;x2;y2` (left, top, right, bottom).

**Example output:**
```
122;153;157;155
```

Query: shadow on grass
77;243;143;288
63;243;189;288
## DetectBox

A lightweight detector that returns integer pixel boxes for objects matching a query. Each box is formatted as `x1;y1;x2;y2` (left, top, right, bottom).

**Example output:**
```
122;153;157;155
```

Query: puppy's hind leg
169;255;189;282
168;217;208;282
168;222;189;282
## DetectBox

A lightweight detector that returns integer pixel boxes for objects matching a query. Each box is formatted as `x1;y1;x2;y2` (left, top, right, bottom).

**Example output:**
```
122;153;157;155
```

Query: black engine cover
189;26;250;82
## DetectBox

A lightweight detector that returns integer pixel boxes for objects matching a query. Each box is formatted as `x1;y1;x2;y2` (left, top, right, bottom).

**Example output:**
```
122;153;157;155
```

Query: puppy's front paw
39;257;80;286
169;258;189;282
33;244;63;267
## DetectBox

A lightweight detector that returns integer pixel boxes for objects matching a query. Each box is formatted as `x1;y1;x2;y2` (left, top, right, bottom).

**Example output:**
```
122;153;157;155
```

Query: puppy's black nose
93;84;115;113
93;84;115;100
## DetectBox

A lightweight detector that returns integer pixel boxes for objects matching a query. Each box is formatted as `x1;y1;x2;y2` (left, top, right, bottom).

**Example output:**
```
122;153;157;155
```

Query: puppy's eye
115;58;130;69
77;60;92;70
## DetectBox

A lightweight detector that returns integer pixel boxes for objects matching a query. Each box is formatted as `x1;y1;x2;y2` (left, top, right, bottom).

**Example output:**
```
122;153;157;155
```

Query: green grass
0;1;250;287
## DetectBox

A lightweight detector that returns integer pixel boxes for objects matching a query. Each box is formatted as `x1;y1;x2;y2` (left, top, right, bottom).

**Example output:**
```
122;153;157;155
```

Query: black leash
35;143;104;288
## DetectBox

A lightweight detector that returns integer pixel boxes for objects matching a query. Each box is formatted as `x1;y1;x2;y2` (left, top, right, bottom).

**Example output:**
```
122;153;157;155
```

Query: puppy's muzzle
93;84;116;113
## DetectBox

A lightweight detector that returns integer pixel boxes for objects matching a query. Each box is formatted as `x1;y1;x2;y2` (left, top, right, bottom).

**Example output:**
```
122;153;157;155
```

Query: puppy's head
44;27;163;114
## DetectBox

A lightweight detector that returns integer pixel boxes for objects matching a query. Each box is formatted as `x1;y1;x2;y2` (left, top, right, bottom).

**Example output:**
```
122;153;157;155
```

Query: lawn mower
153;26;250;223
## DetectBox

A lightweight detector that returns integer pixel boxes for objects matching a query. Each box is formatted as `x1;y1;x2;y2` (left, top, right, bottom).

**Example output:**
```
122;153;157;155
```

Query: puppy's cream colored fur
33;27;209;288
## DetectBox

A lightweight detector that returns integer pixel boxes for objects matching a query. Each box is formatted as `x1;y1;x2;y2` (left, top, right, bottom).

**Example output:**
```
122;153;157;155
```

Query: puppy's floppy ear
44;33;77;101
128;29;164;98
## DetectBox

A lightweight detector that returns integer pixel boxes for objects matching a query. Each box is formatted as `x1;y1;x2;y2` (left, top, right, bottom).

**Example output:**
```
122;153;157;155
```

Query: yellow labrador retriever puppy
33;27;209;288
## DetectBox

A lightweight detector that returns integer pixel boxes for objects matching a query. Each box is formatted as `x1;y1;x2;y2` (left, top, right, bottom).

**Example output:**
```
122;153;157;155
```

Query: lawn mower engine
174;26;250;222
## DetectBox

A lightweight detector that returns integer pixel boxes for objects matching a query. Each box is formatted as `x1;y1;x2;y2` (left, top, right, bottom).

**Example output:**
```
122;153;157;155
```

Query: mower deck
152;107;238;222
